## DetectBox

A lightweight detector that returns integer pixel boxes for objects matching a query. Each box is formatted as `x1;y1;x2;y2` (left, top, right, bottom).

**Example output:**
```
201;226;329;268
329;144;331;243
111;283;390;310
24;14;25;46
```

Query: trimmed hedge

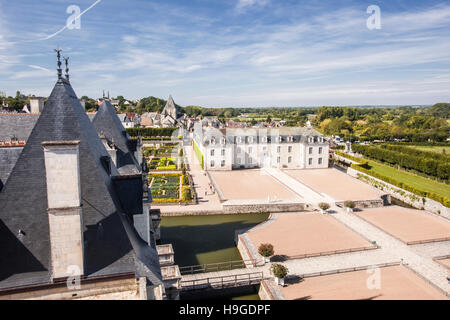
193;139;204;169
352;144;449;181
127;127;177;137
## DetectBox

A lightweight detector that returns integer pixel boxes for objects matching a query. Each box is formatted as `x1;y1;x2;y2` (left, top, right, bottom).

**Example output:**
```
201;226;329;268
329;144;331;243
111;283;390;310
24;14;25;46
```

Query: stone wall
222;202;305;214
0;277;141;300
335;199;385;209
347;167;450;218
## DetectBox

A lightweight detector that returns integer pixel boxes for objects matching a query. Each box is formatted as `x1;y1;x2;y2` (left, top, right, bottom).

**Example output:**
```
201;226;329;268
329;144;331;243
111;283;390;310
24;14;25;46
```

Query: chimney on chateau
30;96;45;114
42;141;84;280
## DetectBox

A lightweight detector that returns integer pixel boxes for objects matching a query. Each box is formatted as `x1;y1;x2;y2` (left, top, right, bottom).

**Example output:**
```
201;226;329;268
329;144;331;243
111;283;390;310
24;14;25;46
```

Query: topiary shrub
318;202;330;211
258;243;274;258
344;201;355;209
271;263;288;279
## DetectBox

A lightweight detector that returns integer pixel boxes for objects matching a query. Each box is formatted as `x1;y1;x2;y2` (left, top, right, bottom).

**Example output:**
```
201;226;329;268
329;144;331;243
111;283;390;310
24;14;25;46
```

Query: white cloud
236;0;269;13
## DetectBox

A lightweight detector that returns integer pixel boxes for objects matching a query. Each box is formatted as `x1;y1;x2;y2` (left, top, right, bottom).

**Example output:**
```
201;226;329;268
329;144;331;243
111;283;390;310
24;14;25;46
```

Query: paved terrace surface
210;169;300;202
246;213;374;258
280;265;447;300
264;168;330;205
152;145;222;214
331;206;449;296
355;206;450;245
437;258;450;269
284;168;383;202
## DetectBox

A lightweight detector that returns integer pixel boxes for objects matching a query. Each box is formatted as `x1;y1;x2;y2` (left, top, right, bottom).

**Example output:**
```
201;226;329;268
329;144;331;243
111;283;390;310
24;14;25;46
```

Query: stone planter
275;277;285;286
263;256;271;264
346;207;353;213
321;209;327;214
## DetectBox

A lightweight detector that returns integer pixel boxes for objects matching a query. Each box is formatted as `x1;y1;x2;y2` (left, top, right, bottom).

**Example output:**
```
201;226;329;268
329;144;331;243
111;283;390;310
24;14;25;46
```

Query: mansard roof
0;114;39;142
0;147;23;188
0;78;161;290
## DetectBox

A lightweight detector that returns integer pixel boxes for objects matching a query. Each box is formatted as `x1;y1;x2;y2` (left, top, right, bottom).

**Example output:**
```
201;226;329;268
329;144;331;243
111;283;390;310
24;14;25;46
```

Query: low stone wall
223;202;305;214
236;234;257;267
160;209;224;217
206;171;227;202
298;261;401;279
0;276;141;300
347;167;450;218
258;280;276;300
335;199;385;209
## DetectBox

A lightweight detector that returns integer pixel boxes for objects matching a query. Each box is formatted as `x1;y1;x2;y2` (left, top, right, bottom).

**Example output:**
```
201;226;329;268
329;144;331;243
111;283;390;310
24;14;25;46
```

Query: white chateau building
193;123;330;171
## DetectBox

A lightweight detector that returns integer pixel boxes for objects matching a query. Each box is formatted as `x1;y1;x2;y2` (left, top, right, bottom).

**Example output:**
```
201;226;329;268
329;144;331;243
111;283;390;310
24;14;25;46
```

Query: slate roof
0;147;23;188
0;114;39;141
93;101;141;175
0;78;161;290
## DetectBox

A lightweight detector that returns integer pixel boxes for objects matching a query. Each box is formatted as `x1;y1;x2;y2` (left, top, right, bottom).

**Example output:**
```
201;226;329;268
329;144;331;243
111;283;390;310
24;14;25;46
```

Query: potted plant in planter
344;200;355;213
271;263;288;286
258;243;274;264
318;202;330;214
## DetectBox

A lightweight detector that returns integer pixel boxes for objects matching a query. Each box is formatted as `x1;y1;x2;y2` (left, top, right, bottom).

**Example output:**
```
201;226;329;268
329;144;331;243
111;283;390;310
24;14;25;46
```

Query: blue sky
1;0;450;107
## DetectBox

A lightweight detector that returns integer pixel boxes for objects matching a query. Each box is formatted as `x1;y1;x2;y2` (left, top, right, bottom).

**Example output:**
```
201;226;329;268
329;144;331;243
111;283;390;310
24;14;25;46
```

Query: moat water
160;213;268;300
160;213;269;267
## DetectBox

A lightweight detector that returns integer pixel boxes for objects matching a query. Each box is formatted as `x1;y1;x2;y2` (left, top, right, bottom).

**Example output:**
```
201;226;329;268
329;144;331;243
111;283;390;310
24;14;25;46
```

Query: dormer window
100;156;112;175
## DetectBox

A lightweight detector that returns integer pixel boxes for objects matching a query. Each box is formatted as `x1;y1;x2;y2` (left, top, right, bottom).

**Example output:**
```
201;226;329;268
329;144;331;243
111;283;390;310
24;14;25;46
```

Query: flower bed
149;173;194;204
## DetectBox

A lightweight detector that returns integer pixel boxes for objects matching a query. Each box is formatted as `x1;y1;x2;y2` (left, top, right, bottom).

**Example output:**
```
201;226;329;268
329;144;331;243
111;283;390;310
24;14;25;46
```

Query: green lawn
405;145;450;155
363;159;450;199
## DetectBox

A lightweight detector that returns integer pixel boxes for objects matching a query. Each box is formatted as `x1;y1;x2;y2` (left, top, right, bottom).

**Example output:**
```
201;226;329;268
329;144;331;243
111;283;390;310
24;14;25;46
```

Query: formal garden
143;143;183;171
149;173;193;204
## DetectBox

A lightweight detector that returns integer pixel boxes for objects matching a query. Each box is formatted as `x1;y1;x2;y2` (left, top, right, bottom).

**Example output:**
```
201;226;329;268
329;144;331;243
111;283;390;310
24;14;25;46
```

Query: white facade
193;125;329;171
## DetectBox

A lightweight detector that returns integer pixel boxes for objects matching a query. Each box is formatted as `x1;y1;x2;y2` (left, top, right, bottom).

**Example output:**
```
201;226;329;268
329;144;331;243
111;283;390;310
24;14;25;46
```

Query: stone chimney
42;141;84;280
30;96;45;114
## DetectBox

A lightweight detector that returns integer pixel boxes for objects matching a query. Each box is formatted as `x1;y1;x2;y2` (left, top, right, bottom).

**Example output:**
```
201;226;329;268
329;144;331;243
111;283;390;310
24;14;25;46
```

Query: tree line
352;144;450;181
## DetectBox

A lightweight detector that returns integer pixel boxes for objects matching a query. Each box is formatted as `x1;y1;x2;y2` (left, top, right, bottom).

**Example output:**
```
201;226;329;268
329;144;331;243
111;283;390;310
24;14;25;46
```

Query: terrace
354;206;450;245
280;265;447;300
284;168;384;202
246;213;376;260
209;169;300;202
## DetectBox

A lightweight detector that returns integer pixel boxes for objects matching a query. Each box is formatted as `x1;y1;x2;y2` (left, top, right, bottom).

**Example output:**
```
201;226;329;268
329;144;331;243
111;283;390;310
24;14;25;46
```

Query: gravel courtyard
355;206;450;244
246;213;374;258
210;169;300;201
285;168;383;201
280;265;447;300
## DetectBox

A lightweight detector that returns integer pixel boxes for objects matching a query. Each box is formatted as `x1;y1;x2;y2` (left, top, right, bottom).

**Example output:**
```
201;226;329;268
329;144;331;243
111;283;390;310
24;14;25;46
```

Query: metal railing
181;272;264;291
179;259;261;275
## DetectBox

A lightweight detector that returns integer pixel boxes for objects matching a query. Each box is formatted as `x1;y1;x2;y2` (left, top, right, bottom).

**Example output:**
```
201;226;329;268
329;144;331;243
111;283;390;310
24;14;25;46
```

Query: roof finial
54;48;62;79
63;56;70;81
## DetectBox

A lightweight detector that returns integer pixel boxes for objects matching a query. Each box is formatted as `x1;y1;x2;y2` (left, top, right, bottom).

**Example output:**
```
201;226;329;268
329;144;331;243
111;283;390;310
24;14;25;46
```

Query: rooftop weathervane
54;48;62;79
63;56;70;81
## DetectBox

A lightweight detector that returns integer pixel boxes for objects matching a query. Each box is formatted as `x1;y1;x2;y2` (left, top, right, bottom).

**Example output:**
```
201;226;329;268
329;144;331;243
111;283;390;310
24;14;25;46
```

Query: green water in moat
160;213;269;267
